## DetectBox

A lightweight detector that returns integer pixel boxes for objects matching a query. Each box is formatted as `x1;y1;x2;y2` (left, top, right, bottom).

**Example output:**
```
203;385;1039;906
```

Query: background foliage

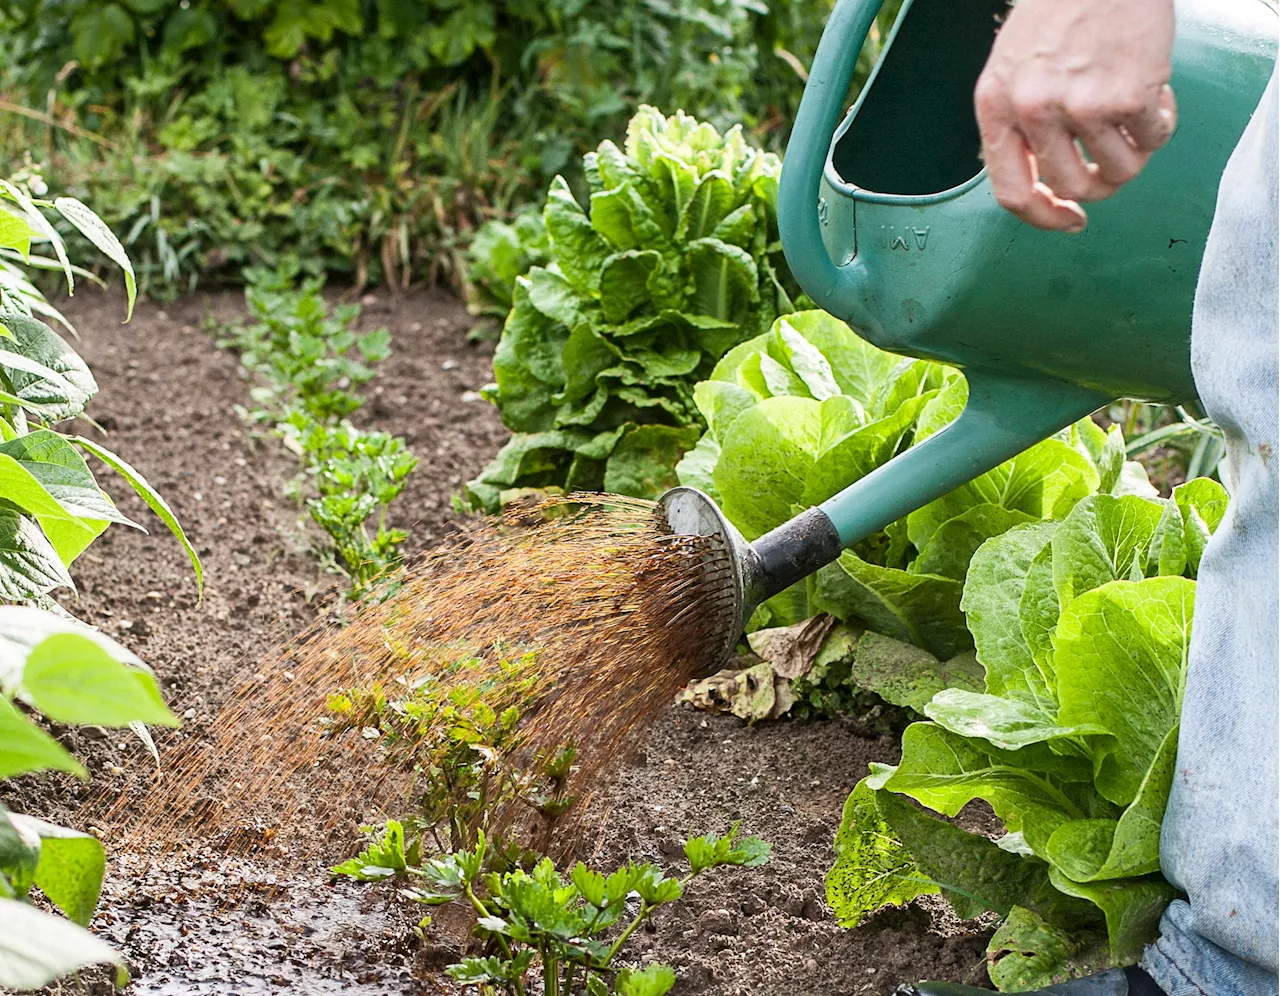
0;0;846;298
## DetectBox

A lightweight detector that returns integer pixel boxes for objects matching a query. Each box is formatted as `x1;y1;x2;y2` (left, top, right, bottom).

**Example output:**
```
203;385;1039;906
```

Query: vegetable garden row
0;4;1228;994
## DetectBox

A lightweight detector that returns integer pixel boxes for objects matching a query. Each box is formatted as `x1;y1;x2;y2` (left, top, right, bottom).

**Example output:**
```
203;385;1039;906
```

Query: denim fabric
1140;67;1279;996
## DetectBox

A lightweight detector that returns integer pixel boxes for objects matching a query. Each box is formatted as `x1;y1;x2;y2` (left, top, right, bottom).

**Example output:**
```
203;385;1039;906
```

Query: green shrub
464;106;805;511
0;0;840;296
826;480;1225;989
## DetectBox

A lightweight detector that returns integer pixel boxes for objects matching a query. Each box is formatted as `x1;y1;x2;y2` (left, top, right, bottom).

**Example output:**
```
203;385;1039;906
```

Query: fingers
1123;82;1178;151
1019;115;1118;203
1075;122;1150;188
980;115;1090;231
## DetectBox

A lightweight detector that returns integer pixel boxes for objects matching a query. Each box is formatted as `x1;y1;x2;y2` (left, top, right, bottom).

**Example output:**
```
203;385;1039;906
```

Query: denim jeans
1140;68;1279;996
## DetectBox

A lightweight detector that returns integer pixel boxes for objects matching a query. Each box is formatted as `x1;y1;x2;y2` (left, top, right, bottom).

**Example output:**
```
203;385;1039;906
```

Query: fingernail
1066;221;1087;234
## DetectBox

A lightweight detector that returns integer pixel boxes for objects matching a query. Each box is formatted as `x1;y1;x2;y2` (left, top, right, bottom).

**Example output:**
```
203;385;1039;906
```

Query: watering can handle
777;0;883;327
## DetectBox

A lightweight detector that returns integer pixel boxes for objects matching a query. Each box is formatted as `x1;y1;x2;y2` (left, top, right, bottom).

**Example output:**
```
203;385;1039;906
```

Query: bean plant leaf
54;198;136;320
0;313;96;421
73;436;203;594
0;897;124;990
8;813;105;926
0;505;74;600
23;633;178;728
0;697;84;778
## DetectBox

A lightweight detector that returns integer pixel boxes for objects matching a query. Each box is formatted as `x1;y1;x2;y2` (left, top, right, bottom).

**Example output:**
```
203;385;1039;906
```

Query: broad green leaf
713;396;822;540
913;375;968;440
962;522;1059;705
0;453;105;567
0;210;34;259
603;425;702;499
908;440;1099;551
848;632;983;712
0;605;144;695
8;814;104;926
692;380;754;441
772;316;840;400
779;311;900;405
912;504;1037;582
54;199;137;321
680;172;736;240
0;897;124;990
826;779;938;926
1047;868;1177;965
686;238;758;323
879;723;1088;856
877;787;1097;925
988;906;1108;992
491;280;568;431
1051;495;1164;609
0;313;96;421
925;689;1106;752
1095;425;1126;494
1019;543;1061;682
0;506;74;600
23;633;178;728
73;437;203;594
1044;723;1179;882
525;267;593;331
1146;501;1189;578
0;698;84;778
673;434;720;500
0;182;71;292
1055;577;1194;806
801;394;931;507
599;250;661;324
814;550;969;660
0;429;137;529
1173;477;1229;574
616;963;677;996
0;806;40;896
544;177;610;297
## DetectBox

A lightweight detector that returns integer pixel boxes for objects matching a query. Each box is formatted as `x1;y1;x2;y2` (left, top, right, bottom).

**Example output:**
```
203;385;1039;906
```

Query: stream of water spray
95;495;736;862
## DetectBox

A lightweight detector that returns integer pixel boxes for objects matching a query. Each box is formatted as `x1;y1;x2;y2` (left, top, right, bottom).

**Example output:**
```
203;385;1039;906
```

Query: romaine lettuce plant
465;106;804;511
675;310;1155;650
826;479;1226;990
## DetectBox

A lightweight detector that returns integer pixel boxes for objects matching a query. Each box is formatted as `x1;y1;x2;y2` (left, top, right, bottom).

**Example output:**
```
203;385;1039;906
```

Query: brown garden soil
10;286;994;996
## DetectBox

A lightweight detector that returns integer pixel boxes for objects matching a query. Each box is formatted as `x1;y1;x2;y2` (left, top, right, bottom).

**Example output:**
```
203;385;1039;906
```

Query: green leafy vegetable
827;479;1224;988
467;106;803;509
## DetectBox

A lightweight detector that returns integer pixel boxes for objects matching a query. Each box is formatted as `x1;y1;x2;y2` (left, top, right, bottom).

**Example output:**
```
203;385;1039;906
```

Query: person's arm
974;0;1178;231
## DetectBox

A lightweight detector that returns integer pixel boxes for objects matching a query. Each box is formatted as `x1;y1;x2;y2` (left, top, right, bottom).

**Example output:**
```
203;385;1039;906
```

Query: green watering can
662;0;1277;653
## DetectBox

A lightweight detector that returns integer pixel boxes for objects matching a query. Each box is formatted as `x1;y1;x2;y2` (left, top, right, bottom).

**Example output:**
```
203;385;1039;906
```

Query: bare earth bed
12;287;993;996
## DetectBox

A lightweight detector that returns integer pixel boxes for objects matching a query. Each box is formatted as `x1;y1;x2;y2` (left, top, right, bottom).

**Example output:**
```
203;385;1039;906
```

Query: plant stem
603;903;653;964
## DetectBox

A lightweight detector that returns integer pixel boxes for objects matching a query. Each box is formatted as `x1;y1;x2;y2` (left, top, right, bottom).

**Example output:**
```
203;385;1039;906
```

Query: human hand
974;0;1177;231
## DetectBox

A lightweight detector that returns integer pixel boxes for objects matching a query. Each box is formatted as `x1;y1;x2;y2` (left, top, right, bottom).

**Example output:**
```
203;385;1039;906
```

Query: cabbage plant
466;106;803;511
827;481;1225;989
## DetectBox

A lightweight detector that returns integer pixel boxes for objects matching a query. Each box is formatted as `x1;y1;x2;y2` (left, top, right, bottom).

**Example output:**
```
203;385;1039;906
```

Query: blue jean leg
1140;68;1279;996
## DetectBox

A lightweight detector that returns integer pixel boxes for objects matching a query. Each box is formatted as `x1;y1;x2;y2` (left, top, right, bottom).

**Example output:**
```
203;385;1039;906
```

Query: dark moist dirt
14;287;993;995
